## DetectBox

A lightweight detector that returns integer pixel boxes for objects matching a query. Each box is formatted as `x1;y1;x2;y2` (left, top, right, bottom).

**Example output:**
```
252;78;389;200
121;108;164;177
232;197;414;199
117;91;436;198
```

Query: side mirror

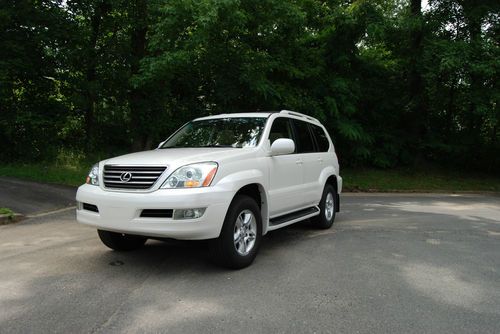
270;138;295;156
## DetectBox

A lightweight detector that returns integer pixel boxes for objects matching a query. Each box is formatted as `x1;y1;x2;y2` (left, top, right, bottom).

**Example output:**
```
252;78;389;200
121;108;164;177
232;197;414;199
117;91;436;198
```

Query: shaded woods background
1;0;498;171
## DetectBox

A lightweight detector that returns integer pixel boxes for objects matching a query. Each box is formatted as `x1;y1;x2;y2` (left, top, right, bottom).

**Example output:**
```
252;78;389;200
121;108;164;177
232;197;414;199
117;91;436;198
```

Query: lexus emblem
120;172;132;182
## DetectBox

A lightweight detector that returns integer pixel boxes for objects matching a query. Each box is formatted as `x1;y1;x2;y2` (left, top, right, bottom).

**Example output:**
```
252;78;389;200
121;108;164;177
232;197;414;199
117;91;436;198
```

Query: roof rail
280;110;319;123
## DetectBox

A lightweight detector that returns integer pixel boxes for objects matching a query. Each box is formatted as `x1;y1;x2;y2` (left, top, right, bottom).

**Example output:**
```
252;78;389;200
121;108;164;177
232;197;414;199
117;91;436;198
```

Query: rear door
267;117;304;216
291;119;323;207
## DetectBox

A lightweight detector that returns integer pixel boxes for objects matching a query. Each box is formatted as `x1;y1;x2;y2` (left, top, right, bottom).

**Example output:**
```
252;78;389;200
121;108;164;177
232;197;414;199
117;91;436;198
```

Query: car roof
194;112;273;121
194;110;322;125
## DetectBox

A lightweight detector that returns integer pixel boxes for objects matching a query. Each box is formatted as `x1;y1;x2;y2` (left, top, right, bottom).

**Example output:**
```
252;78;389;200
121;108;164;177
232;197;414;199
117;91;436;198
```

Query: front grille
140;209;173;218
103;165;167;190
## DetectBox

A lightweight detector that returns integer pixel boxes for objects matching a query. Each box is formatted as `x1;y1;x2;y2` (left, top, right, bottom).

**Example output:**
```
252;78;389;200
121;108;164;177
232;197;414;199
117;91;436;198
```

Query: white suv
76;110;342;268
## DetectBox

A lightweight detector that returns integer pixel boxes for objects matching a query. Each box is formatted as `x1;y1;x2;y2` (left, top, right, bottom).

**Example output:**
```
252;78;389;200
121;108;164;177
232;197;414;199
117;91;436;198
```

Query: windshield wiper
161;145;236;149
192;145;236;148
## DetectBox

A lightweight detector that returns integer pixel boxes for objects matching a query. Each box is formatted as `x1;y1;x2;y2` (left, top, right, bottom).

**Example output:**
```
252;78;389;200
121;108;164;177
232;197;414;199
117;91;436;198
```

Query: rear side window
310;124;330;152
269;117;294;146
292;119;315;153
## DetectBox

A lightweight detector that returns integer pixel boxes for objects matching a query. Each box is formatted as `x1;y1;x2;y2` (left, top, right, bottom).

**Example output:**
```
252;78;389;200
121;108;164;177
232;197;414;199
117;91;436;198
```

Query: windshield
161;117;267;148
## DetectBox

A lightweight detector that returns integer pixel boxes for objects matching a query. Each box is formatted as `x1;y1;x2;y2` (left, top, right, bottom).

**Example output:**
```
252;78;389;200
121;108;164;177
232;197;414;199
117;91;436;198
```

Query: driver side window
269;117;294;147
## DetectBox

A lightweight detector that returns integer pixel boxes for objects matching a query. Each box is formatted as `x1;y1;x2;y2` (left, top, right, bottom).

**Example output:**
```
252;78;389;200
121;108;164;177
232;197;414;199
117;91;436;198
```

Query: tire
209;195;262;269
97;229;147;251
313;184;337;229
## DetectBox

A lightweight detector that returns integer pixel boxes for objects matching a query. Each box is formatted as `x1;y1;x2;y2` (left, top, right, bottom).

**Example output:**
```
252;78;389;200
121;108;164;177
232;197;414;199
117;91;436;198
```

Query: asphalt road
0;177;75;215
1;184;499;333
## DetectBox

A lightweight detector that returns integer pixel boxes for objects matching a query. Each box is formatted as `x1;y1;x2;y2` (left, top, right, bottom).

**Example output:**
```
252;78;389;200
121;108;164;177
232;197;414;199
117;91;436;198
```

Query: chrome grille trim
103;165;167;190
103;170;163;174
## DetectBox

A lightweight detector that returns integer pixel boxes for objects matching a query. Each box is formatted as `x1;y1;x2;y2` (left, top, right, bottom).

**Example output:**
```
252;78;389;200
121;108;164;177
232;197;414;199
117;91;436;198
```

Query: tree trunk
446;75;457;136
463;3;482;142
409;0;423;100
84;1;110;152
493;103;499;145
128;0;149;152
407;0;426;164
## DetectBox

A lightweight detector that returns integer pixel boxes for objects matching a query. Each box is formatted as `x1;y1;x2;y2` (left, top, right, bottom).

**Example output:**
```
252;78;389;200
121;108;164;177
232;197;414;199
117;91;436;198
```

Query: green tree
0;0;70;161
0;0;498;171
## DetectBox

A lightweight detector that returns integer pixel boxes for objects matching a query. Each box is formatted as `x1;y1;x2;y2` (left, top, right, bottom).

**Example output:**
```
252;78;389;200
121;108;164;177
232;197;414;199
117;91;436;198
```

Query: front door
267;117;304;217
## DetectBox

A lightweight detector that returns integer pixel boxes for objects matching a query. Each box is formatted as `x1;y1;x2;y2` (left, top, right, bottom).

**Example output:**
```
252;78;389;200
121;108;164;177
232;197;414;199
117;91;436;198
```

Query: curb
0;213;25;225
343;189;500;195
26;206;76;219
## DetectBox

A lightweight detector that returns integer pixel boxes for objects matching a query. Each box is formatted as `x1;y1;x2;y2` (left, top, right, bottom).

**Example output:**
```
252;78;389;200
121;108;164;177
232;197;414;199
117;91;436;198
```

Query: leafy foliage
0;0;498;171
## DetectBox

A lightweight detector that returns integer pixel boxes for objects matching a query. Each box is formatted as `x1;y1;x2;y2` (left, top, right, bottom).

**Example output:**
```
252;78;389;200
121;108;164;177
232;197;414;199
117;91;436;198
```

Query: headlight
162;162;218;188
86;163;99;186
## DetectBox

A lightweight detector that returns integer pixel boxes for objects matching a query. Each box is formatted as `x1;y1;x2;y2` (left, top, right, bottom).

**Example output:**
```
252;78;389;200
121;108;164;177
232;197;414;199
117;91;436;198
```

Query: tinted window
311;124;330;152
292;120;315;153
161;117;266;148
269;117;294;146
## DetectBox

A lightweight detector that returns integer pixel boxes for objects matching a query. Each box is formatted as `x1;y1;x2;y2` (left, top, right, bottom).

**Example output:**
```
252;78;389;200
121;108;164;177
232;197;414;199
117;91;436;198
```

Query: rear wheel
209;195;262;269
313;184;337;229
97;230;147;251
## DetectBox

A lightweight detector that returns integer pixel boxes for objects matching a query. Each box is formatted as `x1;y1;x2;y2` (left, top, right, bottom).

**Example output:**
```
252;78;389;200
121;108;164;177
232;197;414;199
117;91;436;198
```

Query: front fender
214;169;271;234
216;169;266;192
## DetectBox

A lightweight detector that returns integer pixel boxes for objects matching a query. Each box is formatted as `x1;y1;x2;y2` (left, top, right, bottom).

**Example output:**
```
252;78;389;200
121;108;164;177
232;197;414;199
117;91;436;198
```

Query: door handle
295;160;303;165
317;158;324;163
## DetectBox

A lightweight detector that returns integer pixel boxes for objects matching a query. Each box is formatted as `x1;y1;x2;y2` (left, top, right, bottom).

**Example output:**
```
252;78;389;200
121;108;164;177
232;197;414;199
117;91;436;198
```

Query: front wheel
313;184;337;229
97;230;147;251
209;195;262;269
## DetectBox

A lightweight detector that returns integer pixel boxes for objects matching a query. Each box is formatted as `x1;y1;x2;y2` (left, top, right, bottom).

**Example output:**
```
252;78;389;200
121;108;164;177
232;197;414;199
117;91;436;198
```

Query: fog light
173;208;206;220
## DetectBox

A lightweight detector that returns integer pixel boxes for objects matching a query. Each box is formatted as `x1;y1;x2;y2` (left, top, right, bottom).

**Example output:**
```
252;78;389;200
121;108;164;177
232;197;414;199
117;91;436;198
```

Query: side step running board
270;206;320;226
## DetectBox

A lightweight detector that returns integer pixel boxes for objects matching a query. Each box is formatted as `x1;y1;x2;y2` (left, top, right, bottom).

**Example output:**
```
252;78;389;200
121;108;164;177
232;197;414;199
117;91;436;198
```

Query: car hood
102;148;255;167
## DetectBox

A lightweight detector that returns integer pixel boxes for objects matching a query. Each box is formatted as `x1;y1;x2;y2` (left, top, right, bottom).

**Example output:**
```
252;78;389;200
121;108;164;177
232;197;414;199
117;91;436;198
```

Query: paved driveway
0;177;75;215
0;191;499;333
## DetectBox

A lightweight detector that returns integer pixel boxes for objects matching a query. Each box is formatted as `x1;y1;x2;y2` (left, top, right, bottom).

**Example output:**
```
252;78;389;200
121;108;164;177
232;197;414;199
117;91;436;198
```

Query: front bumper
76;184;233;240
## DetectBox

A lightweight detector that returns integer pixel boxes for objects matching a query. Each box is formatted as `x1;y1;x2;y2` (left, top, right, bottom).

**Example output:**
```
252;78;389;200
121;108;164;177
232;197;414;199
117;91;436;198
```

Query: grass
0;208;15;216
0;163;499;193
0;207;16;225
343;168;500;192
0;164;88;187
